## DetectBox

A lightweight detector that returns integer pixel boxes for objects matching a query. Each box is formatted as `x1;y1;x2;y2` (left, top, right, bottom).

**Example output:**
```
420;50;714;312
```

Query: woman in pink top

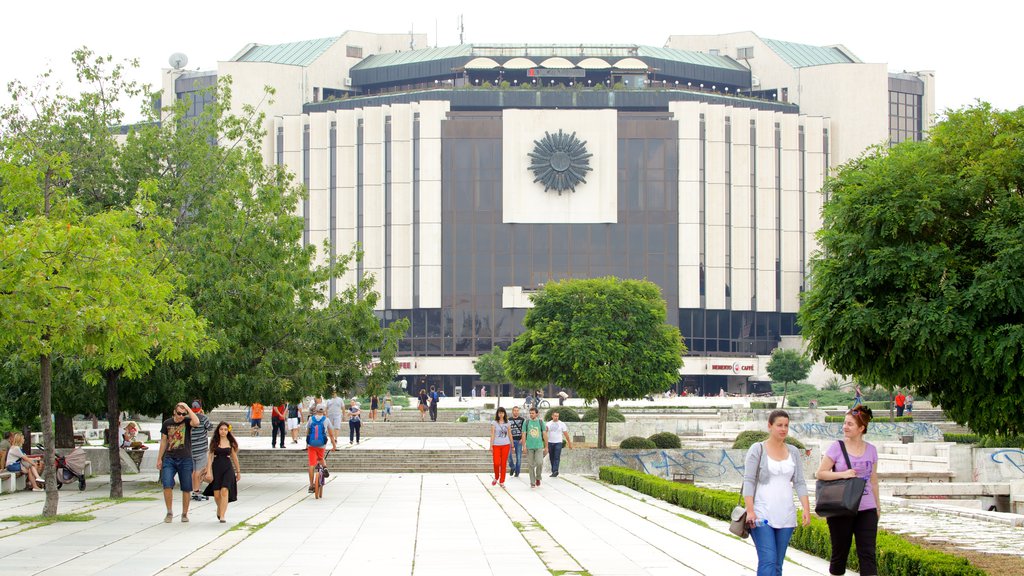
816;407;880;576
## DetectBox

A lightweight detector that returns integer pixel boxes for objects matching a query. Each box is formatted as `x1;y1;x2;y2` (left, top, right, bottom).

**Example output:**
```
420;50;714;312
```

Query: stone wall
973;448;1024;482
553;447;820;483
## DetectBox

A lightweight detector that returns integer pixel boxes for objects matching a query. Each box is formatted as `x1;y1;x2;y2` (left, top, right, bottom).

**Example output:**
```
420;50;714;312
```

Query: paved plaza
0;468;836;576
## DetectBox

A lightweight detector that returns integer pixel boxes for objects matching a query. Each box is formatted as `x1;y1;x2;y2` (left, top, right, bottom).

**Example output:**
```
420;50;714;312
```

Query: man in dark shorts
158;402;200;523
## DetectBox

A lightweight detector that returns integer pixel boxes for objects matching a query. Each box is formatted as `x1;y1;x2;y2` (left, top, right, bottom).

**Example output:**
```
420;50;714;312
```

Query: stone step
236;449;492;473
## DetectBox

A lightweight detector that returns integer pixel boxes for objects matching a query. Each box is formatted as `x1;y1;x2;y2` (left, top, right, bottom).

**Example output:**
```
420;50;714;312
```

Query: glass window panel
718;310;730;339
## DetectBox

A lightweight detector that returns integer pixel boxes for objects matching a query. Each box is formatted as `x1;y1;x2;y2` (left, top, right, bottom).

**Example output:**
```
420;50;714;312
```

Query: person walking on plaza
369;394;379;422
248;403;263;437
428;386;440;422
203;422;240;523
326;390;345;444
418;388;428;421
158;402;201;523
490;407;512;487
189;401;214;502
306;405;337;493
287;402;302;444
905;393;914;415
546;411;572;477
817;407;880;576
271;402;287;448
894;390;906;417
852;386;863;408
383;393;393;422
507;406;525;477
742;409;811;576
348;398;363;445
523;407;547;488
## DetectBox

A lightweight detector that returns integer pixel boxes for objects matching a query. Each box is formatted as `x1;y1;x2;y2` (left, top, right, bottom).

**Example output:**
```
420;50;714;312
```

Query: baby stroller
56;448;88;491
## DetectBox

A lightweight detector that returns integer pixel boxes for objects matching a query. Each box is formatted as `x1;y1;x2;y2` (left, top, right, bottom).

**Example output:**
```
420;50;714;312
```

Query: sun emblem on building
527;129;593;194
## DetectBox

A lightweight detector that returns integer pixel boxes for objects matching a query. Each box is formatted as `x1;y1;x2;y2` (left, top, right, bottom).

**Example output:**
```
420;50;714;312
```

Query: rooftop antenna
458;14;464;45
168;52;188;70
410;24;415;50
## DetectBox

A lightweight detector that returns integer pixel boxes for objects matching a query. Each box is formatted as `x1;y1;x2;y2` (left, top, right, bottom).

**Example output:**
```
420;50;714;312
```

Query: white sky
1;0;1017;117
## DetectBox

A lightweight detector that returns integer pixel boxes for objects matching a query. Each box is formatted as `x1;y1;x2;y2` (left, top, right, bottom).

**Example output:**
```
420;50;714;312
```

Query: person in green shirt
523;407;548;488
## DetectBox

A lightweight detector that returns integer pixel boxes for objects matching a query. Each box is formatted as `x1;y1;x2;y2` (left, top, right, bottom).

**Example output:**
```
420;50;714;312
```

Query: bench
0;471;27;494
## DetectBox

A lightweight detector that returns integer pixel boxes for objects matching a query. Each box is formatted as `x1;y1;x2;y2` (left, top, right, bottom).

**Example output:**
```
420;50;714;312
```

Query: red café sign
710;362;755;374
370;361;413;369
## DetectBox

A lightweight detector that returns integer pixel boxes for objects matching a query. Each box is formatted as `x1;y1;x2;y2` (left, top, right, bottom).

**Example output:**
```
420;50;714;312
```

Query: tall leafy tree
765;348;812;408
800;103;1024;435
506;277;684;447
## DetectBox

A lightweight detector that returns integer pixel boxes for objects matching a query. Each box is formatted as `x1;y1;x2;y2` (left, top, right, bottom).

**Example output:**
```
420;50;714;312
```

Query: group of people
418;386;440;421
249;392;394;448
489;406;571;488
742;406;880;576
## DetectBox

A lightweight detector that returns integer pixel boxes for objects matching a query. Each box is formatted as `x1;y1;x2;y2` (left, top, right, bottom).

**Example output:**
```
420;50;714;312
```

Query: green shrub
600;466;987;576
943;433;979;444
618;436;656;449
749;401;778;409
648;432;681;449
483;403;495;409
457;416;468;423
581;407;625;422
731;430;806;451
976;434;1024;449
825;416;913;423
544;407;580;422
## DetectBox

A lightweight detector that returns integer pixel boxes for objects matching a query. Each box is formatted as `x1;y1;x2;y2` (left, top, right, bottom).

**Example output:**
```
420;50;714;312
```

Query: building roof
762;38;855;68
231;37;340;66
352;44;746;72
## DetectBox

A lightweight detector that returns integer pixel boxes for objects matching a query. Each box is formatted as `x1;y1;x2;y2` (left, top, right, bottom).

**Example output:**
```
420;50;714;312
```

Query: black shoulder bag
814;440;867;518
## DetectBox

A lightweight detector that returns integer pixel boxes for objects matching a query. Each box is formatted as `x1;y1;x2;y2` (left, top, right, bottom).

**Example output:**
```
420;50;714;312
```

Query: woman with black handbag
742;409;811;576
816;407;880;575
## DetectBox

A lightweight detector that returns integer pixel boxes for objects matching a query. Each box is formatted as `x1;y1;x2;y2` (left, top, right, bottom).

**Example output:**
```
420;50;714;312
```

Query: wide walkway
0;471;834;576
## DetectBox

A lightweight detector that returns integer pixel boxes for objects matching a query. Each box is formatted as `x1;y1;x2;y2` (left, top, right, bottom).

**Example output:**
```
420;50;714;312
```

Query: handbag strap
739;442;765;504
836;440;854;470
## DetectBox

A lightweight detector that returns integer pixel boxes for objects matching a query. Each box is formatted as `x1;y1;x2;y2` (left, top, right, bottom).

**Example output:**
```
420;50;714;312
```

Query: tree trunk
597;397;609;449
106;370;124;498
54;414;75;449
39;353;59;516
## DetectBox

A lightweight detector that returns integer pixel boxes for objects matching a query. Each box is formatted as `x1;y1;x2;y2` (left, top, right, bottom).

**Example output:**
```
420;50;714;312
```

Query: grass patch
676;513;710;529
4;512;95;526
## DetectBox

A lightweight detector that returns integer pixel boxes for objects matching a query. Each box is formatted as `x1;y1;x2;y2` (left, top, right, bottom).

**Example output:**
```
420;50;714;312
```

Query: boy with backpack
306;404;337;493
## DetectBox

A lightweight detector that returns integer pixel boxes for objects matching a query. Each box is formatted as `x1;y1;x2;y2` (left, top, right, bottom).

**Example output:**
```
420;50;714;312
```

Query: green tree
766;348;812;408
0;204;210;511
474;347;509;399
799;102;1024;435
505;277;684;447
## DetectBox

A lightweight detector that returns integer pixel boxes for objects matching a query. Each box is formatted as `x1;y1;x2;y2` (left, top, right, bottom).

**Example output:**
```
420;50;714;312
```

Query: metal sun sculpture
527;129;593;194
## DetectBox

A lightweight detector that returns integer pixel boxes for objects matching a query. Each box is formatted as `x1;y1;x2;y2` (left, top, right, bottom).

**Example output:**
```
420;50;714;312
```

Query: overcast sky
2;0;1016;117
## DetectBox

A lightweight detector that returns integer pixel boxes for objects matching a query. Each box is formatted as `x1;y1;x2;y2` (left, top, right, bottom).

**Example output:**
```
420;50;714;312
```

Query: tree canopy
505;277;684;447
799;102;1024;435
765;348;812;408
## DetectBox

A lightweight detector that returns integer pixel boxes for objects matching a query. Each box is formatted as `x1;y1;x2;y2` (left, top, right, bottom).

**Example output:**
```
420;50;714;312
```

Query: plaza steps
236;448;493;474
206;404;467;431
824;409;946;422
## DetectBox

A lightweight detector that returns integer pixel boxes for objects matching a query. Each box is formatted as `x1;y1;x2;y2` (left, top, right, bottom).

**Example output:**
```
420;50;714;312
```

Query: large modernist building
161;31;934;395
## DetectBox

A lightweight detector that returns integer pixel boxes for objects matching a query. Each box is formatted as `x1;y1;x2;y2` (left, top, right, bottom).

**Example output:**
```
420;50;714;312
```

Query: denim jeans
507;438;522;475
750;524;795;576
547;442;563;474
160;456;194;492
349;419;361;442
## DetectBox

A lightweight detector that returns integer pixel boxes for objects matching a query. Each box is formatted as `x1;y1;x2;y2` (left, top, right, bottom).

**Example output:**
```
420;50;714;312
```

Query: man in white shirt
546;412;572;478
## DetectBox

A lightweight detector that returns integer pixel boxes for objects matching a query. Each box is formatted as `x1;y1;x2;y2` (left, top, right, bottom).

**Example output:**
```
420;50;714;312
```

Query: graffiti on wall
789;422;942;441
612;449;748;480
989;449;1024;476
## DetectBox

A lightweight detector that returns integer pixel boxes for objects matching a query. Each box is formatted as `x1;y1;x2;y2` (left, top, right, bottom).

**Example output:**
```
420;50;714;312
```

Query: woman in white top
5;432;44;490
742;409;811;576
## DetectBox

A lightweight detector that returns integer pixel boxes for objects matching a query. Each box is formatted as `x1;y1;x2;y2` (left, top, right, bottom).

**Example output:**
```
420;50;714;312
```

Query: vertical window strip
357;119;364;299
303;125;310;249
798;125;806;294
774;122;782;312
329;123;337;300
724;117;732;307
699;114;706;305
750;120;757;310
385;117;392;310
413;113;420;309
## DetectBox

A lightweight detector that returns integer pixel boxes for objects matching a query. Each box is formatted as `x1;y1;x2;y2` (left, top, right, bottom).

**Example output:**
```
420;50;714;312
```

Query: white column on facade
390;104;414;309
308;112;331;270
803;116;828;273
704;104;728;310
671;101;702;309
283;115;306;224
335;109;359;291
779;114;802;313
362;106;386;310
729;107;754;310
754;110;779;311
416;100;448;309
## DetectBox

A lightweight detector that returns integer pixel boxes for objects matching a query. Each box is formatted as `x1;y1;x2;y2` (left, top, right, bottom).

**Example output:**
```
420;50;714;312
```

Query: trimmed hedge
600;466;987;576
619;436;657;449
544;406;580;422
732;430;806;451
749;401;778;409
943;433;980;444
581;407;625;422
648;432;682;449
825;416;914;423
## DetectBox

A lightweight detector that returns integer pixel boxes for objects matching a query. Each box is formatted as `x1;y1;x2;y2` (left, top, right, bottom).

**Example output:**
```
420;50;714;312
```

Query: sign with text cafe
706;361;757;375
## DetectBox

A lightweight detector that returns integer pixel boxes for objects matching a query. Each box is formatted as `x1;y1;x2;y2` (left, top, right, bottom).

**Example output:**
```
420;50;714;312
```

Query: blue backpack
307;416;327;447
